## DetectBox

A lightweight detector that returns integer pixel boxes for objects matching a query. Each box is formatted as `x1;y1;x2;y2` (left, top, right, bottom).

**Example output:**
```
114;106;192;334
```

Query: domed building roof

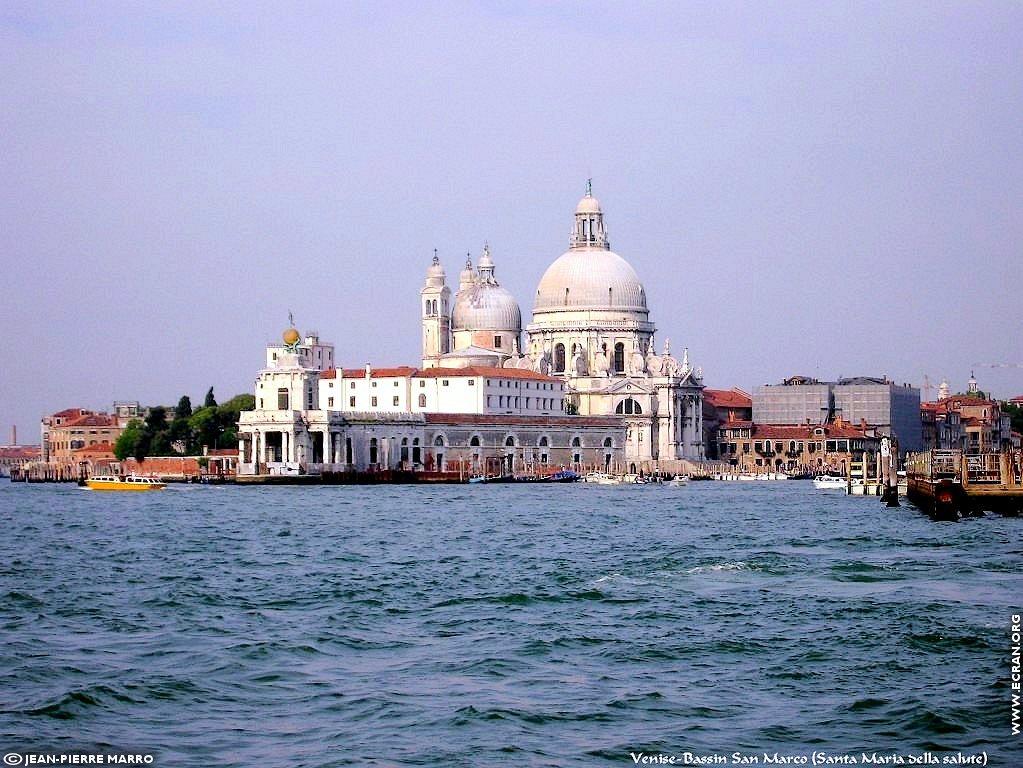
533;186;648;315
534;249;647;312
452;283;522;331
451;245;522;332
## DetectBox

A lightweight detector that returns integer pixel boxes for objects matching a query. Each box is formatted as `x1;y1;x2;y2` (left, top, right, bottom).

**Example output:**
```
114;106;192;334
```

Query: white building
238;183;703;477
419;184;705;464
238;327;622;477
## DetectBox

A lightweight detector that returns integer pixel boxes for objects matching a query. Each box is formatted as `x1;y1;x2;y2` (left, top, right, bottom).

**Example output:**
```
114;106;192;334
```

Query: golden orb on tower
282;327;300;346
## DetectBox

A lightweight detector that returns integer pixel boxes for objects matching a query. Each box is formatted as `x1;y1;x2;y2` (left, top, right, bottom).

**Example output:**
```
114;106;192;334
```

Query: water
1;480;1019;766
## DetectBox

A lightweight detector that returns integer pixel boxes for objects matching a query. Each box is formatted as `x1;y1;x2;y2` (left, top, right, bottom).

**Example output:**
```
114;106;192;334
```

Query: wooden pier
905;449;1023;519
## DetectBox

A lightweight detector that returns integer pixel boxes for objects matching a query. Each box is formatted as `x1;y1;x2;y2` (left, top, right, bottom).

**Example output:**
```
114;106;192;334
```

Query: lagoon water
0;480;1019;766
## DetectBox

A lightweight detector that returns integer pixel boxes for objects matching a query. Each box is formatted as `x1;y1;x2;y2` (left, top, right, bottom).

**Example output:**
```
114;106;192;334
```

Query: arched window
571;437;581;447
470;435;481;447
418;393;427;408
424;299;431;316
603;437;614;448
505;436;515;447
434;435;445;447
369;438;378;464
554;343;566;373
539;436;549;447
615;398;642;415
614;342;625;373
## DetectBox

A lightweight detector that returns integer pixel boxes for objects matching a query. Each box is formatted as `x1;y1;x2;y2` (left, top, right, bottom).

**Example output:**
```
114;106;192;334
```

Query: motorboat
84;475;166;491
584;472;621;485
813;475;846;490
669;474;690;486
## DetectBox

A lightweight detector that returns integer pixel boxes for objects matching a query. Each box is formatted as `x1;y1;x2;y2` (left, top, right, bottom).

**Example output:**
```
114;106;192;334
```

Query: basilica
237;185;704;479
420;184;706;462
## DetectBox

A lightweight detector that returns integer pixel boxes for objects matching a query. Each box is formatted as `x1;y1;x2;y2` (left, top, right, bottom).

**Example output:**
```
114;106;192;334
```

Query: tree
144;406;172;456
204;387;217;409
1005;402;1023;435
188;407;220;452
114;419;144;461
169;396;194;453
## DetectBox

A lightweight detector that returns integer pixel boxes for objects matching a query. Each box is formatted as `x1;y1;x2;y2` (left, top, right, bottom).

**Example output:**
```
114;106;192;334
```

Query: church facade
236;184;704;478
419;185;705;463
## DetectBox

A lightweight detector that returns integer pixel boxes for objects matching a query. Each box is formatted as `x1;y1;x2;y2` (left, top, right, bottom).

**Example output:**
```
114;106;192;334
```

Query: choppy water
0;480;1020;767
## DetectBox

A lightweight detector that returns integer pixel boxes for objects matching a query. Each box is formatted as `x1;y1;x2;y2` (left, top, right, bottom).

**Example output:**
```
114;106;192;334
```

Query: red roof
64;414;118;428
337;366;419;379
425;413;621;428
717;422;876;440
327;365;560;383
72;442;116;456
0;446;40;459
416;366;558;382
50;408;93;419
704;388;752;409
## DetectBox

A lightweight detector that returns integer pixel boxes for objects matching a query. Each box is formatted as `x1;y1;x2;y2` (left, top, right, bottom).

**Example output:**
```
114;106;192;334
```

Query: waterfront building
238;325;624;477
702;388;752;459
0;445;40;477
922;395;1013;453
716;419;881;474
753;376;922;452
46;413;123;470
416;186;705;465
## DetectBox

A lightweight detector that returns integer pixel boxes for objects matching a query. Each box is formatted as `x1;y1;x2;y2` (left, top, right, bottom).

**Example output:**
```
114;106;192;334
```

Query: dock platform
905;450;1023;519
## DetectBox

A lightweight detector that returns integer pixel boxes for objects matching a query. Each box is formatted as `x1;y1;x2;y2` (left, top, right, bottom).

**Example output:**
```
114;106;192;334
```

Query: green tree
216;393;255;449
143;406;171;456
114;419;144;461
204;387;218;409
1005;402;1023;435
189;407;220;451
169;396;194;453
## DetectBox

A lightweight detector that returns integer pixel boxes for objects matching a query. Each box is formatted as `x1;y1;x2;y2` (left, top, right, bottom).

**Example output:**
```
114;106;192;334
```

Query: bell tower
421;251;451;366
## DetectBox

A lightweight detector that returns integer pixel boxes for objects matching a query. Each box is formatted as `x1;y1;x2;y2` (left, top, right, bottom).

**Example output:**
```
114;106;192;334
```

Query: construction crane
973;362;1023;369
921;374;934;401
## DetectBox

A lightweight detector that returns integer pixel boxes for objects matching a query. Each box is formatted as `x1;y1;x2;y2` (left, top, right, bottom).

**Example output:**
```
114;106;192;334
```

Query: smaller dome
452;283;522;332
282;328;300;346
576;194;602;215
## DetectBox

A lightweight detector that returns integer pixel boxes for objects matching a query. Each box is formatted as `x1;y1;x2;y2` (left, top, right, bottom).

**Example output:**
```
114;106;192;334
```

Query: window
442;380;449;386
418;393;427;408
615;398;642;415
394;381;399;387
371;396;378;407
419;380;425;387
328;397;334;407
350;382;356;389
393;396;399;406
349;396;356;407
468;379;474;385
277;388;289;410
554;343;566;373
369;438;378;464
371;381;377;388
614;343;625;373
494;336;502;348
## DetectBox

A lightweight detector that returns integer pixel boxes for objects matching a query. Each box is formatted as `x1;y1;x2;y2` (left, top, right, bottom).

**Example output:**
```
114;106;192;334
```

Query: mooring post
880;436;900;507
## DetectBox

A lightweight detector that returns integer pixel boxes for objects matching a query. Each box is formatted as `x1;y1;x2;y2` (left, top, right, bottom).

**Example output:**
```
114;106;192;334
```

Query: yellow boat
84;475;167;491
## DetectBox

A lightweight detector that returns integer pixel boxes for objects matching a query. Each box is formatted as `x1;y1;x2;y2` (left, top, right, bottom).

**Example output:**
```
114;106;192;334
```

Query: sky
2;1;1021;443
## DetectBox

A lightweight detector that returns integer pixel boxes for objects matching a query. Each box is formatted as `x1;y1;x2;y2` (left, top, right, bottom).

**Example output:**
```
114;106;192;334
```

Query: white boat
84;475;166;491
813;475;846;490
584;472;621;485
670;474;690;486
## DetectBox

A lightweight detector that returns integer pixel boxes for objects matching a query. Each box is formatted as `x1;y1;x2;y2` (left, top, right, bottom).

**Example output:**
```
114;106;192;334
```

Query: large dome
452;282;522;331
534;248;648;313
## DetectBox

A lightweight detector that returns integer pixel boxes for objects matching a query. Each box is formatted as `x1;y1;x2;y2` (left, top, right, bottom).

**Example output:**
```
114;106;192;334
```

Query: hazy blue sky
2;1;1021;442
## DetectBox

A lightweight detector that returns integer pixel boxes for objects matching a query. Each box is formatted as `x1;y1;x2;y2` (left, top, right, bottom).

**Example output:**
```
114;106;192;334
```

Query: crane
972;362;1023;368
